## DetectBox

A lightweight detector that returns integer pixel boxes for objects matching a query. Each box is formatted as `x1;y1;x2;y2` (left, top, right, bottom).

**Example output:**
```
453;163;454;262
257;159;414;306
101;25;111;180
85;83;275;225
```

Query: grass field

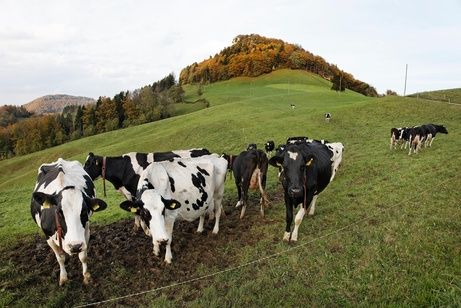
1;69;460;306
408;87;461;105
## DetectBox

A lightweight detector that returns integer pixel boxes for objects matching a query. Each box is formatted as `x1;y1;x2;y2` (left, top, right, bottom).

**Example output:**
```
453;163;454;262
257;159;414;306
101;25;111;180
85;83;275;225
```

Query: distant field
1;69;460;306
409;88;461;104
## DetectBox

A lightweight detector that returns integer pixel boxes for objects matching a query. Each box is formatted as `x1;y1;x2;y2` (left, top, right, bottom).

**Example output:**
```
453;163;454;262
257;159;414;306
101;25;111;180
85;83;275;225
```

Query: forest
0;74;184;158
180;34;378;97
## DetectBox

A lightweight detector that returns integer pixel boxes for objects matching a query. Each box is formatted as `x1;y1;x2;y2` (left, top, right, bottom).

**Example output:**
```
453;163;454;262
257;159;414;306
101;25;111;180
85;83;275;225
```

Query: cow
265;140;275;155
422;124;448;147
31;159;107;285
247;143;257;151
390;127;410;150
119;154;227;263
83;148;210;231
269;142;335;242
325;113;332;122
291;104;296;110
224;149;269;219
408;126;427;155
325;142;344;181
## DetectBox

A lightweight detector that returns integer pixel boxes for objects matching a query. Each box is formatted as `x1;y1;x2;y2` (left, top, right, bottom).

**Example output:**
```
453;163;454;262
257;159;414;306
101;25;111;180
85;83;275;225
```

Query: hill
408;88;461;104
0;70;460;306
180;34;378;97
23;94;95;114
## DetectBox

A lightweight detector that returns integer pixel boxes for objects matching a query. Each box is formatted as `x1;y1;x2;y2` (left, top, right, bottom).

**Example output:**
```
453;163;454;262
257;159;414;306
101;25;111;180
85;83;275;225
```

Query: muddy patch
0;195;282;307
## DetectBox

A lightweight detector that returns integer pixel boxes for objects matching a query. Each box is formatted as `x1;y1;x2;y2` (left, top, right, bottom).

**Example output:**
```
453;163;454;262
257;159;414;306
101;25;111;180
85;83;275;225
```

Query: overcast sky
1;0;460;105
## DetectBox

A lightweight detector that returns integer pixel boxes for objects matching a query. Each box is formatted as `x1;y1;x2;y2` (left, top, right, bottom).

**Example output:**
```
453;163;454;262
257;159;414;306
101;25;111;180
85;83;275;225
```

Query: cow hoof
212;227;219;234
59;276;68;286
83;273;91;285
283;232;291;242
133;225;140;232
165;259;172;264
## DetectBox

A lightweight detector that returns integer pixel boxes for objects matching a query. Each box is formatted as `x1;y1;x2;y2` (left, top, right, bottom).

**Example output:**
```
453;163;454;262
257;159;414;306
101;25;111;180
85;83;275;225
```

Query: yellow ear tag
306;158;313;166
93;204;100;211
43;200;51;209
130;208;137;213
170;203;176;209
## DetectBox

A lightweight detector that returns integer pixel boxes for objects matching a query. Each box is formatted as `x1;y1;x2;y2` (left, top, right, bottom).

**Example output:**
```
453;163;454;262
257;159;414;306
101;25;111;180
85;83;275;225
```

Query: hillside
180;34;378;97
23;94;95;114
408;88;461;104
0;70;460;306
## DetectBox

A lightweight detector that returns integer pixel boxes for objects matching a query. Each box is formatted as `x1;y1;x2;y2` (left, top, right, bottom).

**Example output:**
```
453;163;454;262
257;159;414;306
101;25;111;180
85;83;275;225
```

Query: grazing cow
119;154;227;263
291;104;296;110
247;143;257;151
325;113;332;122
265;140;275;155
31;159;107;285
84;148;210;230
422;124;448;147
224;149;269;219
269;142;334;242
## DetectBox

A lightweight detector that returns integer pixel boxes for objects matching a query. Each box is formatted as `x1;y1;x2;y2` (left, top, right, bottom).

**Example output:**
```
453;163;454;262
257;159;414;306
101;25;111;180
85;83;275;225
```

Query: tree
331;74;345;92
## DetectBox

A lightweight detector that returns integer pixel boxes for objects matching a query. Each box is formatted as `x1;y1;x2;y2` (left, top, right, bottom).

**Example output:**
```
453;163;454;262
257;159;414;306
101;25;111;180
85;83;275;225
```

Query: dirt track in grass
1;196;282;307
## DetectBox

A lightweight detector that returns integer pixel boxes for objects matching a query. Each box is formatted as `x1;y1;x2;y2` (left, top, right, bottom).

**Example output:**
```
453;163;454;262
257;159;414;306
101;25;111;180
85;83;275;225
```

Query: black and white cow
325;113;332;122
224;149;269;219
31;159;107;285
83;148;210;230
325;142;344;181
269;142;335;242
421;124;448;147
119;154;227;263
265;140;275;155
408;126;427;155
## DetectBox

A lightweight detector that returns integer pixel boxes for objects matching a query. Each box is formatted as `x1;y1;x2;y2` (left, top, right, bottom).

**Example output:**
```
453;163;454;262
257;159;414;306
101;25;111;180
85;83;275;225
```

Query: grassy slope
1;69;460;306
408;88;461;104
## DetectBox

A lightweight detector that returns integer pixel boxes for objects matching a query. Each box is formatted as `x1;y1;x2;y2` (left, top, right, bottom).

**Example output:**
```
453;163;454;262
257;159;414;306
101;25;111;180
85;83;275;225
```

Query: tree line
0;74;184;158
180;34;378;97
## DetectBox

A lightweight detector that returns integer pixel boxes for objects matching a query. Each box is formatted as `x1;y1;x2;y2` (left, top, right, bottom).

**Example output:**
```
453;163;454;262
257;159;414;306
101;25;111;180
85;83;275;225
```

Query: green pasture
1;69;460;306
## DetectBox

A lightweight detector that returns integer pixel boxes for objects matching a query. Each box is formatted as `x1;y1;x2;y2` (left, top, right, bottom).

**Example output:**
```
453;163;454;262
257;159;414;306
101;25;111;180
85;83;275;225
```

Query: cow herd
390;124;448;155
30;121;448;286
30;137;345;285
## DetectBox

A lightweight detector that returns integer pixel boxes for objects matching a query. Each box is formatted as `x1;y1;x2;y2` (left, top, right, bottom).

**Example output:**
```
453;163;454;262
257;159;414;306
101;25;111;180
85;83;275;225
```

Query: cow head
83;153;104;180
437;125;448;134
247;144;257;151
32;187;107;255
269;144;313;198
265;140;275;153
120;190;181;244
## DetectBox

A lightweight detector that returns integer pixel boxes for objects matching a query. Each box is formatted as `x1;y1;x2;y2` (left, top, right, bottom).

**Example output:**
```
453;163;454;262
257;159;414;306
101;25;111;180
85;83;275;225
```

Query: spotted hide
31;159;107;286
84;148;210;230
119;154;227;264
269;142;334;242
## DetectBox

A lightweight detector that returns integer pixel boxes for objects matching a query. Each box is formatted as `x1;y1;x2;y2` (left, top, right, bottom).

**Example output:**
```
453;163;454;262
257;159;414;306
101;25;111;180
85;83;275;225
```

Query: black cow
247;143;257;151
269;142;334;242
421;124;448;147
224;149;269;219
83;148;210;230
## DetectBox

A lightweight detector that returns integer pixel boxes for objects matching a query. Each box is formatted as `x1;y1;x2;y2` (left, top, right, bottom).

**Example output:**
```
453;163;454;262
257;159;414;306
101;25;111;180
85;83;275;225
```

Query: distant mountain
180;34;378;97
23;94;95;114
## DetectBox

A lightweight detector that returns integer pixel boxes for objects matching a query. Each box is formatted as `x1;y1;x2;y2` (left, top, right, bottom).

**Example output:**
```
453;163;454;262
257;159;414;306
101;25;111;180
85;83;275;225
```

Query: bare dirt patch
0;196;281;307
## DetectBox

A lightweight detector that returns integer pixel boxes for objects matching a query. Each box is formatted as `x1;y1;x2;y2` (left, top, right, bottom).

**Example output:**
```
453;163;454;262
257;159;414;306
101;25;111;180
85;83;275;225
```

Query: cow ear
268;156;283;167
33;192;56;209
89;198;107;212
120;200;143;213
163;198;181;210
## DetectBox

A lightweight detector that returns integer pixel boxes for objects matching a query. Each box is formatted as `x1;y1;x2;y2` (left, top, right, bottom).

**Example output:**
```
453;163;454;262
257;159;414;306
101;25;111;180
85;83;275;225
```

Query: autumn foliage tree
180;34;377;97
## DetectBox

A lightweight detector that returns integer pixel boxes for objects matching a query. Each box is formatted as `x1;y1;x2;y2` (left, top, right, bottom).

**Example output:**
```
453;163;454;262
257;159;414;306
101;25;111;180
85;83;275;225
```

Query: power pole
403;64;408;96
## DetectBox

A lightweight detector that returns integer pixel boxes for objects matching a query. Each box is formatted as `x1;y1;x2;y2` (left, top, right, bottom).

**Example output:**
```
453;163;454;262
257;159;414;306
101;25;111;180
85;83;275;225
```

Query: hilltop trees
0;73;183;159
180;34;378;97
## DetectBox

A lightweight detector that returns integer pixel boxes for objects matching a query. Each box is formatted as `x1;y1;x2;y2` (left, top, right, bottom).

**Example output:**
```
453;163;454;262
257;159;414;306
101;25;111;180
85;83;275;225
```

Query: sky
1;0;460;105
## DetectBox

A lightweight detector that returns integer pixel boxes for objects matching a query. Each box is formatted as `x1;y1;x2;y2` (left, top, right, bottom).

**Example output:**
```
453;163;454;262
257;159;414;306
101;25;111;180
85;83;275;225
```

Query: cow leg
258;172;268;216
235;180;243;208
164;218;175;264
197;215;205;233
133;215;141;231
212;189;224;234
307;195;319;216
48;239;68;286
78;250;91;285
291;207;306;242
240;177;251;219
430;137;435;147
283;196;293;241
153;242;160;257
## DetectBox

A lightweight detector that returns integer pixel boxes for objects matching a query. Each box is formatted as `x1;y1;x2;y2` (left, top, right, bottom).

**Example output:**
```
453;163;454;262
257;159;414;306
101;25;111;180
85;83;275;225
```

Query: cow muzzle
289;187;303;198
68;243;83;254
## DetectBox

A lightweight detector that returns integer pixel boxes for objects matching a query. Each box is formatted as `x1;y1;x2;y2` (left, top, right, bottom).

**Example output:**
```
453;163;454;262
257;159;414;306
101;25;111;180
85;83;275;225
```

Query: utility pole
403;64;408;96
